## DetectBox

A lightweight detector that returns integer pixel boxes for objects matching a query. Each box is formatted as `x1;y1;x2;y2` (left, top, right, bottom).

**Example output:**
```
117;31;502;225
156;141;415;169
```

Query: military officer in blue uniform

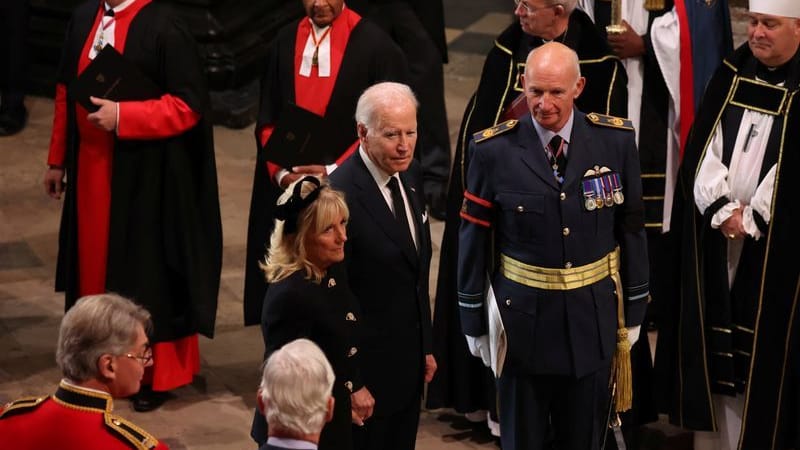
457;42;650;450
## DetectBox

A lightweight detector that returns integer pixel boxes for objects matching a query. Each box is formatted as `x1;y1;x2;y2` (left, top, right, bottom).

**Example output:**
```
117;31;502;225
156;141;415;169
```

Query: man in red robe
42;0;222;412
243;0;408;326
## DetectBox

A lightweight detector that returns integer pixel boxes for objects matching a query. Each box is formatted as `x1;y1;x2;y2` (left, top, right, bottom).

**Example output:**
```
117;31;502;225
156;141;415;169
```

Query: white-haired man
330;81;436;450
660;1;800;449
258;339;335;450
0;294;167;449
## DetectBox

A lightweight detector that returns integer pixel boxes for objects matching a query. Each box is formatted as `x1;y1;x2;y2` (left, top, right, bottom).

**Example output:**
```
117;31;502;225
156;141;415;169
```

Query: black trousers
498;365;611;450
0;0;29;108
353;395;421;450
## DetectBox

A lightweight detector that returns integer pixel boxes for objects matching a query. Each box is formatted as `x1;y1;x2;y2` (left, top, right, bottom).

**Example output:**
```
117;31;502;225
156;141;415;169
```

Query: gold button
516;205;524;212
565;262;573;269
345;381;353;392
505;298;512;306
560;192;566;201
346;312;356;321
562;227;570;236
348;347;358;357
327;278;337;288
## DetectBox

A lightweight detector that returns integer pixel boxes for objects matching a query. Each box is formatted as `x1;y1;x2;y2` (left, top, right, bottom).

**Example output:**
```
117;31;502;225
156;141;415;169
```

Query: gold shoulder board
0;396;48;419
105;413;160;450
585;113;634;131
473;119;519;143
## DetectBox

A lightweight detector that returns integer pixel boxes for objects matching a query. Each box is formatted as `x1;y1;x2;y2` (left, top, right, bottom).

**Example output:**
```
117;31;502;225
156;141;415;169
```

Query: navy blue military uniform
457;111;649;450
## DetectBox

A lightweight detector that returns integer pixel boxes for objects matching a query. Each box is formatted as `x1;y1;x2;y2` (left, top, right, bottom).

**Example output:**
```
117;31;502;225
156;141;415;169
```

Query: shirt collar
266;437;318;449
530;109;575;151
359;146;395;188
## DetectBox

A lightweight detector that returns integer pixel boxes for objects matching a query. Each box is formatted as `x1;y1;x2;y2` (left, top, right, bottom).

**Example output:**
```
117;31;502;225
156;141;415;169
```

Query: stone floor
0;3;751;449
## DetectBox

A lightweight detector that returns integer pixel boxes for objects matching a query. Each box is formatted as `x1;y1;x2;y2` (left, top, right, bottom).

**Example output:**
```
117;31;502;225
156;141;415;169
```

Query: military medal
602;176;614;207
582;179;597;211
611;173;625;205
593;178;604;209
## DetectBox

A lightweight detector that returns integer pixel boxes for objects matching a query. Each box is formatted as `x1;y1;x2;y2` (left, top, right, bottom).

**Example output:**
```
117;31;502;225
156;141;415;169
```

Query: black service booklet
68;45;161;112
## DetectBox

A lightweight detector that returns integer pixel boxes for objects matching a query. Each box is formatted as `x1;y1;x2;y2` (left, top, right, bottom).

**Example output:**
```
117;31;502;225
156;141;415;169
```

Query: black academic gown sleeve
56;0;221;342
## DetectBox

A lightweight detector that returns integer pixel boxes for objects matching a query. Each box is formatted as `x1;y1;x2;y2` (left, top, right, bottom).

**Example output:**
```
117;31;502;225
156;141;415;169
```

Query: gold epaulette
0;396;48;419
104;413;160;450
586;113;634;131
473;119;519;143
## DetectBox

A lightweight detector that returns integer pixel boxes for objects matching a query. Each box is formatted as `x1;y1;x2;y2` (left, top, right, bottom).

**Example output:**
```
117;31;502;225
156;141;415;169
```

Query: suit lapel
516;117;560;190
352;154;419;268
562;111;594;190
399;171;426;257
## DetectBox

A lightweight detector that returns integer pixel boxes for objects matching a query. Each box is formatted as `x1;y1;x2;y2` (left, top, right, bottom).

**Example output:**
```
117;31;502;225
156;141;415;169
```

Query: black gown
243;13;408;326
55;0;221;342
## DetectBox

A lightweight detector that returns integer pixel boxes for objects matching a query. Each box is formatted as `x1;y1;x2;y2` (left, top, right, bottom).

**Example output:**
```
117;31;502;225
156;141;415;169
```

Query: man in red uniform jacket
0;294;169;449
42;0;222;412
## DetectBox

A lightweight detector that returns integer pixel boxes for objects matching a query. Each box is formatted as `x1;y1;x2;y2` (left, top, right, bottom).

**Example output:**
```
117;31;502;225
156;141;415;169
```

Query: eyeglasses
124;348;153;366
514;0;560;14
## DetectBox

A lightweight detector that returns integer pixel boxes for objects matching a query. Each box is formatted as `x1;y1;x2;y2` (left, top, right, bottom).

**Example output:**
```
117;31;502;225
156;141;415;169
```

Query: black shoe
0;104;27;136
131;386;170;412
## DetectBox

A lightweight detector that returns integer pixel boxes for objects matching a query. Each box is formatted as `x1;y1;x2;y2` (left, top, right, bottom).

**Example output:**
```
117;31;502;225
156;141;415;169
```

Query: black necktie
387;177;414;247
547;135;566;183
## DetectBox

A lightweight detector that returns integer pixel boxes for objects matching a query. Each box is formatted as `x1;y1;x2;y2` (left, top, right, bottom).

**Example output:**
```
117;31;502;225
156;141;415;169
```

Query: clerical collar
105;0;136;15
756;61;788;85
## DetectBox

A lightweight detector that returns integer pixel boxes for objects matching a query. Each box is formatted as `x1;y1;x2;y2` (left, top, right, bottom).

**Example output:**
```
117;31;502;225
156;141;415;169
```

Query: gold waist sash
499;248;620;290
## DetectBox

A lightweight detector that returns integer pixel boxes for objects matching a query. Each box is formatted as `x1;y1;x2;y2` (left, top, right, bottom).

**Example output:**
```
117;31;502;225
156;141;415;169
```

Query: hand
44;167;66;199
720;208;746;240
86;96;117;132
465;335;491;367
627;325;641;347
278;164;328;189
607;20;646;59
424;354;437;383
350;386;375;426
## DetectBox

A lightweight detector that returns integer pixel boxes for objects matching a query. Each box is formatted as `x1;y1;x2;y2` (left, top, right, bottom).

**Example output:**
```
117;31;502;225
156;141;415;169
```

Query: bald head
522;42;585;131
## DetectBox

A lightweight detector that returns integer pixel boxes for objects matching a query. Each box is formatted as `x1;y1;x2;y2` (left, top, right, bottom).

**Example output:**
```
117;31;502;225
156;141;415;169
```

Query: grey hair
56;294;152;382
259;339;335;436
354;81;419;131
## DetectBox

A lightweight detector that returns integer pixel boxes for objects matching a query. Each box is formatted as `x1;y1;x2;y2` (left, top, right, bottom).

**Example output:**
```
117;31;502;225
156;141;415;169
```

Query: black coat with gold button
254;263;361;450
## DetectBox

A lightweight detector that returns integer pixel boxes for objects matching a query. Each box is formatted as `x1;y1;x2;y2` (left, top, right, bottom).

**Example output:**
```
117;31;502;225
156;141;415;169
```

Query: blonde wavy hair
261;176;349;284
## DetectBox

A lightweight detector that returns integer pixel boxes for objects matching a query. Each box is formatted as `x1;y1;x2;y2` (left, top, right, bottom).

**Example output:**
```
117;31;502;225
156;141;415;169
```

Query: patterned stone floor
0;2;750;449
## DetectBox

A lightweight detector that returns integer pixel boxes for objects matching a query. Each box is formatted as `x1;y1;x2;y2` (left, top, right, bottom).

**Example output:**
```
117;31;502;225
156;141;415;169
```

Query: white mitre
749;0;800;19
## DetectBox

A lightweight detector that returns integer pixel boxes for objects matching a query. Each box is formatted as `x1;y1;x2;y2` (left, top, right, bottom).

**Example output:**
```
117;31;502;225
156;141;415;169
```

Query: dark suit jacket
329;151;433;417
458;111;649;378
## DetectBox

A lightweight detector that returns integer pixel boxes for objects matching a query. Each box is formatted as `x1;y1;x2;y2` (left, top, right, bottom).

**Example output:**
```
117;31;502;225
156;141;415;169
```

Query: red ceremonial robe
47;0;200;391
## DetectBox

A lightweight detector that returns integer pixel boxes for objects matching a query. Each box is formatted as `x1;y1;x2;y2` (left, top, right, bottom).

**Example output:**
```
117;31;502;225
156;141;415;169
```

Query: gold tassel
644;0;665;11
612;327;632;412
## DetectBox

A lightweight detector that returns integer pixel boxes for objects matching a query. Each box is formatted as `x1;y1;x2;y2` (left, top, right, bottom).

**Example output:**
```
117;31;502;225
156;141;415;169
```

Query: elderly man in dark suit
329;81;436;450
458;42;649;450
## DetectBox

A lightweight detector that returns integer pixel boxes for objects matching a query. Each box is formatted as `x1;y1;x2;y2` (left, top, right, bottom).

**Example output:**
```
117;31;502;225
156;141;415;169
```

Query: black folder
263;103;356;168
68;45;161;112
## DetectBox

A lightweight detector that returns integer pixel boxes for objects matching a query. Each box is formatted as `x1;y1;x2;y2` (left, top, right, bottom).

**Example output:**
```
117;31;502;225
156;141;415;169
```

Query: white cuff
710;200;741;229
275;169;290;187
627;325;641;346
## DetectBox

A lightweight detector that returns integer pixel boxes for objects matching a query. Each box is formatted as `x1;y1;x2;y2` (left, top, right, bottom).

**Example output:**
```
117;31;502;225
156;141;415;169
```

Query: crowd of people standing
2;0;799;450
